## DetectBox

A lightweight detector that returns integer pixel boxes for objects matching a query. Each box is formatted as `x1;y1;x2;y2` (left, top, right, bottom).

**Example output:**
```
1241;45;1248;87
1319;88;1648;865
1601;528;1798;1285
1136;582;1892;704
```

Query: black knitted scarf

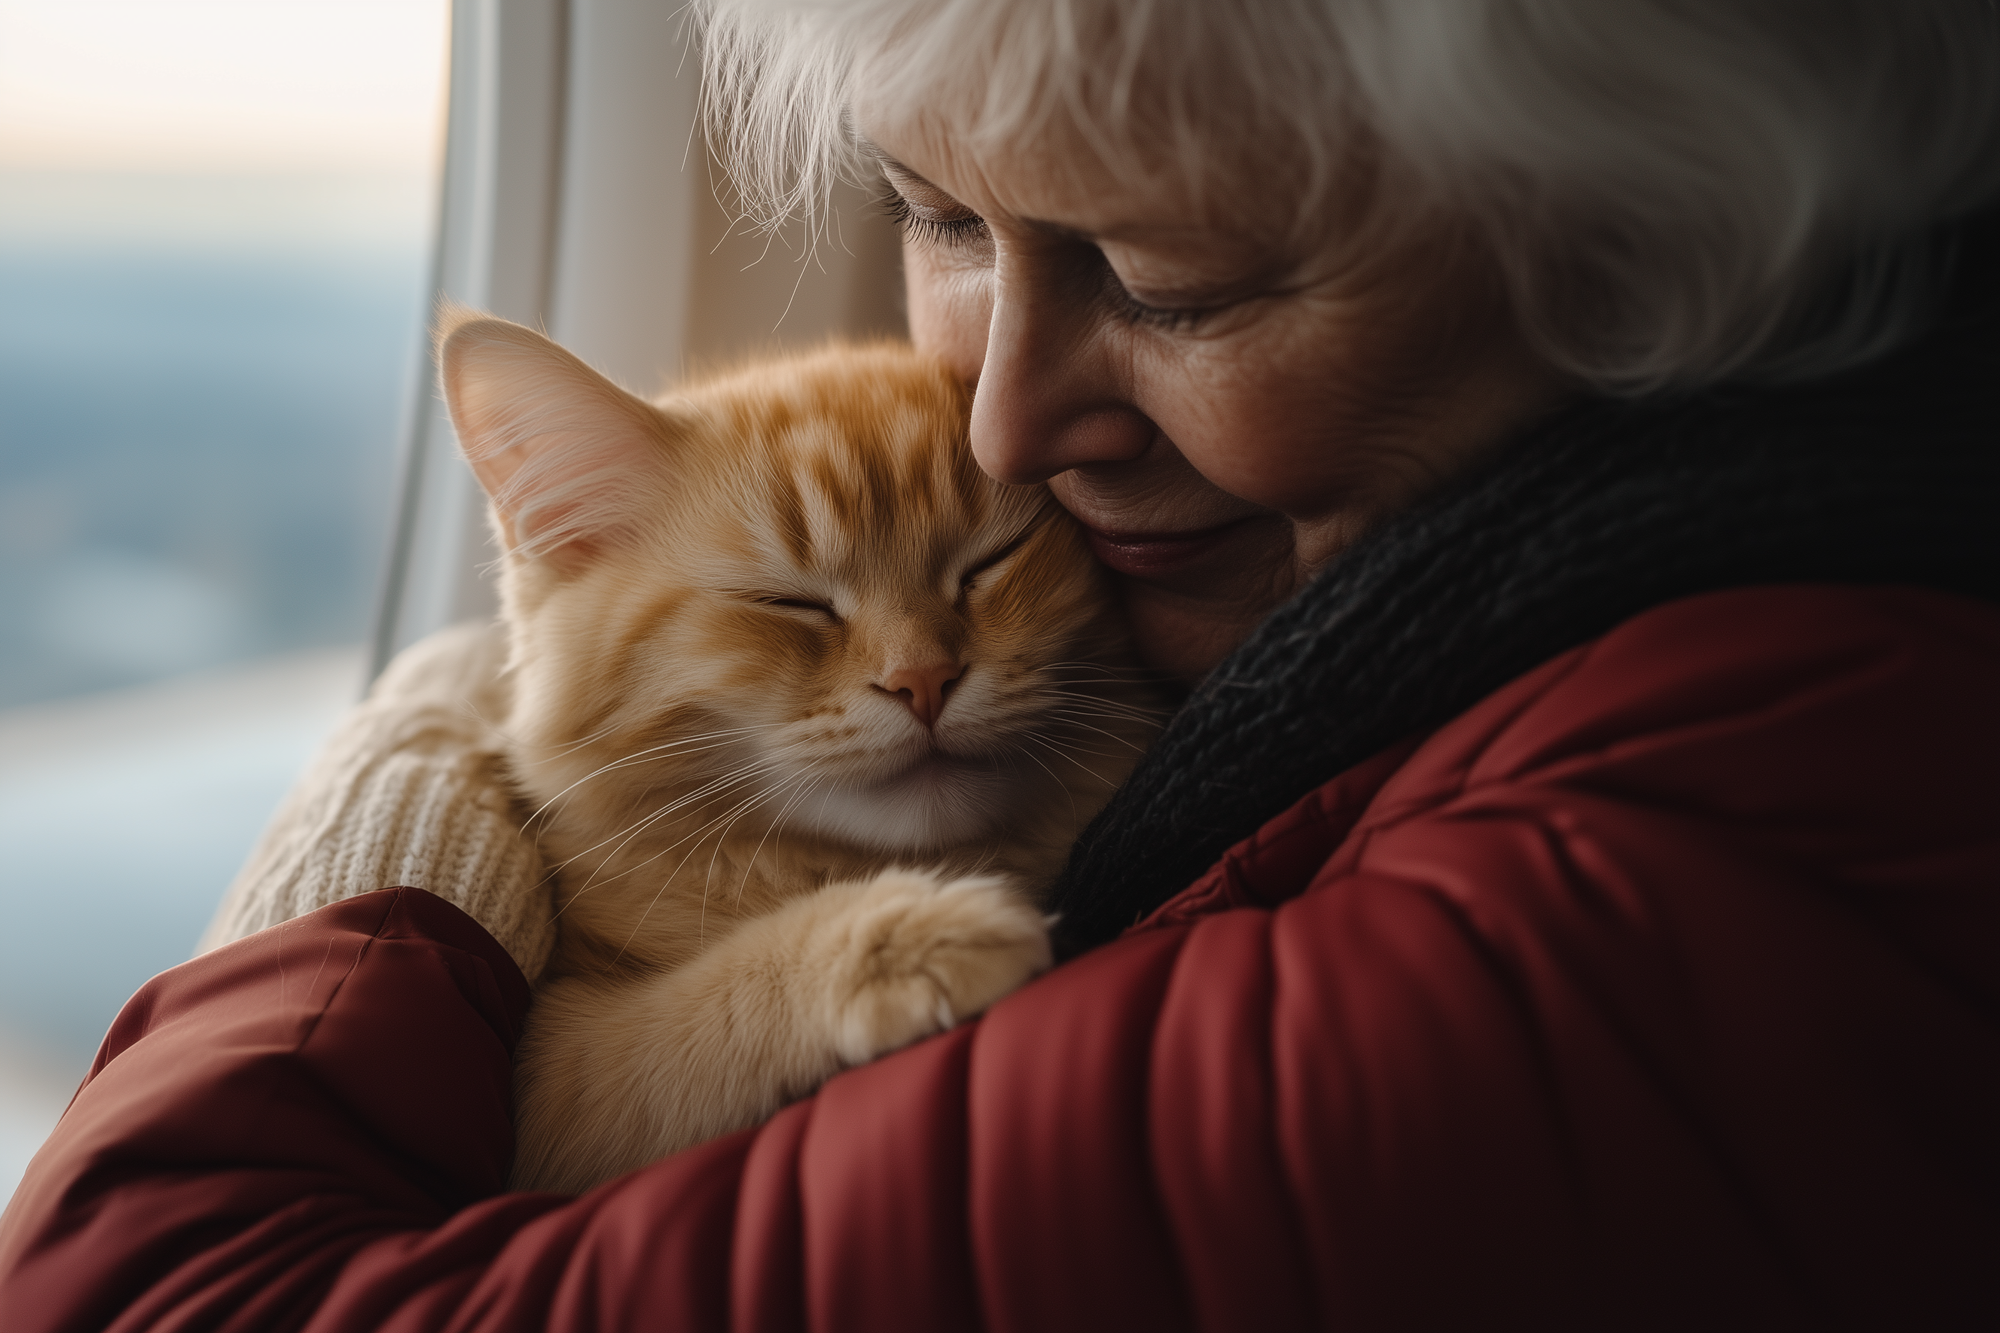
1046;223;2000;955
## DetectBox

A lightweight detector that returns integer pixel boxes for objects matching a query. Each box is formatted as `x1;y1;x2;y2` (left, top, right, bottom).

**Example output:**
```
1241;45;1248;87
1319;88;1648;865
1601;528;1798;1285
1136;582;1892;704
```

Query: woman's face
867;122;1567;682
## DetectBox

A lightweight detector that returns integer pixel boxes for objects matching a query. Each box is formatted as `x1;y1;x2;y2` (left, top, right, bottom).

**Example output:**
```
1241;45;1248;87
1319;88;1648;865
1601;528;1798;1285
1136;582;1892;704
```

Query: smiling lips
1082;519;1251;579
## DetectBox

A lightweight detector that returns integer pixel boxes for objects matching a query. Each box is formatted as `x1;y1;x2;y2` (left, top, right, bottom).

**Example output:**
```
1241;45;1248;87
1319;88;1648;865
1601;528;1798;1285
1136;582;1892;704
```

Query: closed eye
960;525;1041;593
751;595;840;622
879;190;990;252
1105;282;1218;333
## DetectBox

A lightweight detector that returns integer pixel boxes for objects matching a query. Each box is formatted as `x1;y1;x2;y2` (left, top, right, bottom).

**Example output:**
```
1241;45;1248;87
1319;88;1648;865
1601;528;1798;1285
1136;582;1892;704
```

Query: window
1;0;903;1208
0;0;449;1201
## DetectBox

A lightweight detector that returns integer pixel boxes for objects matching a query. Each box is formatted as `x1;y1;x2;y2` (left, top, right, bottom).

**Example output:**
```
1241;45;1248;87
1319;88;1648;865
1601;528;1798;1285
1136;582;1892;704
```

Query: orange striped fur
439;311;1162;1192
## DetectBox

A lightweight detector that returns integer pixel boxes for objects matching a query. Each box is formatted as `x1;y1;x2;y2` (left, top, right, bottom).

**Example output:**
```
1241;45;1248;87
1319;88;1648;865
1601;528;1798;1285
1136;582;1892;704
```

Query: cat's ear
437;304;678;568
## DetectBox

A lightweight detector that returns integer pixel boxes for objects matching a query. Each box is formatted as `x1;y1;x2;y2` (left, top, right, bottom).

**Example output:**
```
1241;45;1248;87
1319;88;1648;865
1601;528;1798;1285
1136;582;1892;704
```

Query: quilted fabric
2;584;1996;1331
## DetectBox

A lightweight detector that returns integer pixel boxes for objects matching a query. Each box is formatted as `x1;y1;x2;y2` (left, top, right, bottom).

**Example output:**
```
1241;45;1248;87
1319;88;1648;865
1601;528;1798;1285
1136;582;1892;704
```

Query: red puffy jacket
3;584;1997;1331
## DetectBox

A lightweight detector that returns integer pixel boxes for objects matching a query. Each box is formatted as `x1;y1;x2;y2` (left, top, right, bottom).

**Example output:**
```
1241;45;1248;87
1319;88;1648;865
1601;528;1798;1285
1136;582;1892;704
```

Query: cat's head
439;309;1150;854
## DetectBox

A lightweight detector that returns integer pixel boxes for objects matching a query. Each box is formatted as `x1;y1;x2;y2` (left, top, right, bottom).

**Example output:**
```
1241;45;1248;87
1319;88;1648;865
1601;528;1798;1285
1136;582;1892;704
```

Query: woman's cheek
904;239;991;383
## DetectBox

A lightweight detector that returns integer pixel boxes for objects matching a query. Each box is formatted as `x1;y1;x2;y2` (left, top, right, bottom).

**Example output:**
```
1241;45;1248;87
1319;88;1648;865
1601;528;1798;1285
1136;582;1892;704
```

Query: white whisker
526;726;770;823
549;747;813;919
733;766;831;907
1042;711;1154;753
1021;730;1127;780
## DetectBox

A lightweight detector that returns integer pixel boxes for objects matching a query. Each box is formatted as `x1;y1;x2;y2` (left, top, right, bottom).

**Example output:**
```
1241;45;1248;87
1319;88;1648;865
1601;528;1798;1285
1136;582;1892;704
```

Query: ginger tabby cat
437;310;1161;1193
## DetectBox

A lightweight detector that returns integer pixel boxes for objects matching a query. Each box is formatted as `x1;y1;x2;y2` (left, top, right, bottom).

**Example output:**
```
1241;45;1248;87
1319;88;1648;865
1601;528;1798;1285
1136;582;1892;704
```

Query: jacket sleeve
0;888;1188;1333
1;585;1995;1332
1135;584;2000;1331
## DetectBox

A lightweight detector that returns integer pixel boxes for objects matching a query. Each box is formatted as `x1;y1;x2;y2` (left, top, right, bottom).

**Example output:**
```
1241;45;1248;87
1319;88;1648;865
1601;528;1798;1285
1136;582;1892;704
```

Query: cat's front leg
814;869;1053;1067
511;870;1049;1194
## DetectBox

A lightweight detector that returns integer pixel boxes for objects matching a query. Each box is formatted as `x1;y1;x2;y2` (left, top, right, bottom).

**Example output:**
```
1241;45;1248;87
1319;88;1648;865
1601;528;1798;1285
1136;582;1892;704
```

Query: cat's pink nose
877;660;964;729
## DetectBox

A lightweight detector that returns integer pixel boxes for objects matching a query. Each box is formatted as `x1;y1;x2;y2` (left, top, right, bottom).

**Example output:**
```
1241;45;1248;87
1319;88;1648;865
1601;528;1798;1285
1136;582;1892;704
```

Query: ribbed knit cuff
200;622;555;984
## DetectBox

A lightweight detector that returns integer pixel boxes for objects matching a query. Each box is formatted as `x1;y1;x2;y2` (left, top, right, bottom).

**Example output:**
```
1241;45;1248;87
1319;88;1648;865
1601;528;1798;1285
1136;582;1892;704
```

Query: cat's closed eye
958;526;1039;595
753;594;842;622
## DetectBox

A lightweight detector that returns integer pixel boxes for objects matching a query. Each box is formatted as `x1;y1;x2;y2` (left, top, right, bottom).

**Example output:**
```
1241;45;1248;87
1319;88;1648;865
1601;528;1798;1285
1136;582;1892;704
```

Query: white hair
697;0;2000;393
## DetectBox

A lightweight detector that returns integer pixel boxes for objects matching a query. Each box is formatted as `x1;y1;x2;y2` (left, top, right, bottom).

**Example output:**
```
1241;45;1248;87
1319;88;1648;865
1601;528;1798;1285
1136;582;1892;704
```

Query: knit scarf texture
1047;223;2000;955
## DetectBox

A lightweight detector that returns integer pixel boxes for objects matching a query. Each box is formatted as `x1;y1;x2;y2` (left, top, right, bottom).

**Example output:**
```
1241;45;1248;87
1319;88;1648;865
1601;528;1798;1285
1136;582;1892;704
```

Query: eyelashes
879;189;1215;334
751;594;841;625
958;520;1044;595
1101;283;1212;333
879;190;990;250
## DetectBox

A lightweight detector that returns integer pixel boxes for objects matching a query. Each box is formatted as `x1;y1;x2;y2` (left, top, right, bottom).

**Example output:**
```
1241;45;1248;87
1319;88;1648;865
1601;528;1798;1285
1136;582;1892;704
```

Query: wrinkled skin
865;116;1571;682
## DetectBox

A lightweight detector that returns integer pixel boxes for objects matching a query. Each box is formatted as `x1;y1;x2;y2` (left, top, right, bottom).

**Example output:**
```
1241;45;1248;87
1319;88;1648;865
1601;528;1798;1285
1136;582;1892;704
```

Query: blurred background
0;0;449;1202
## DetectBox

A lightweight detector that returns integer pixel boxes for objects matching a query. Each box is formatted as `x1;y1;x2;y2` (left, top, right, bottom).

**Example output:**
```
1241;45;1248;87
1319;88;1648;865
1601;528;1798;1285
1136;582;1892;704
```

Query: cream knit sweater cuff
199;621;555;984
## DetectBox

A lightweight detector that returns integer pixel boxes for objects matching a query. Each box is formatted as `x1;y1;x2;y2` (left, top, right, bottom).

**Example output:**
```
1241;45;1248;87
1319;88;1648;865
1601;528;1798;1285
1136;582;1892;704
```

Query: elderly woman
3;2;1997;1328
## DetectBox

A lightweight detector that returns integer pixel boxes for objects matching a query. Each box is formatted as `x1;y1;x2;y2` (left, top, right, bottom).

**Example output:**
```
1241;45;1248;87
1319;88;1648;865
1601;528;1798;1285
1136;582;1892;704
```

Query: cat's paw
822;869;1051;1065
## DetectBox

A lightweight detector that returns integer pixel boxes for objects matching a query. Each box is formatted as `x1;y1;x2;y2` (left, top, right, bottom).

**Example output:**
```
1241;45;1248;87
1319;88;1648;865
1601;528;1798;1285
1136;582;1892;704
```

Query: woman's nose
968;249;1157;485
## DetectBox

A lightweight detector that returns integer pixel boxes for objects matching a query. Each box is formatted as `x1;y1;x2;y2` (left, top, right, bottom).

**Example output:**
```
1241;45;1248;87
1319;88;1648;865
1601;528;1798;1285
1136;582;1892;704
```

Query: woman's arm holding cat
2;821;1990;1333
0;885;1188;1332
1;885;1068;1331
